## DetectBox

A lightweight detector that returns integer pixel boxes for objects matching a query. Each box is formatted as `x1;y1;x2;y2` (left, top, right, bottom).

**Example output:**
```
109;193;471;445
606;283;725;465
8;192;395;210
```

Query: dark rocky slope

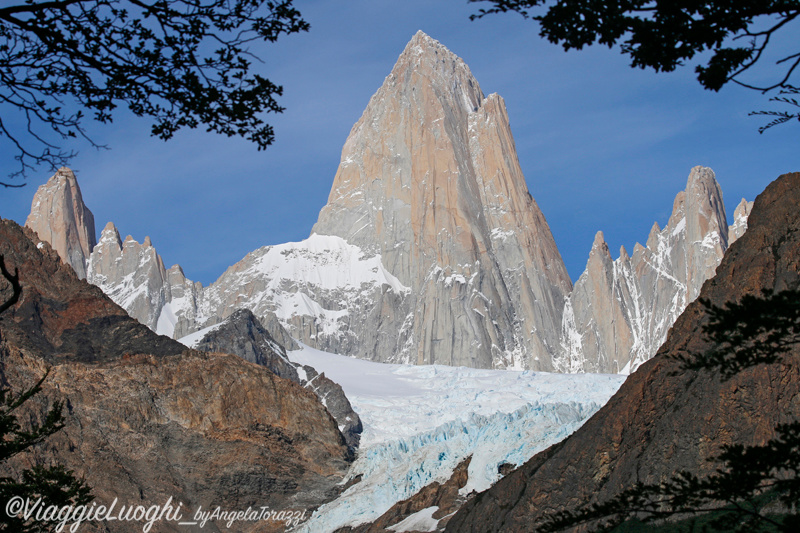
193;308;363;450
1;222;181;363
193;308;301;380
0;219;353;532
445;172;800;532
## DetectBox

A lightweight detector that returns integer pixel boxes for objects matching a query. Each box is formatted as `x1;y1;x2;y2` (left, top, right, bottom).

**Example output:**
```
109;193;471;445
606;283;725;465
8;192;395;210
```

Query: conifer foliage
538;288;800;532
0;0;309;183
0;258;93;532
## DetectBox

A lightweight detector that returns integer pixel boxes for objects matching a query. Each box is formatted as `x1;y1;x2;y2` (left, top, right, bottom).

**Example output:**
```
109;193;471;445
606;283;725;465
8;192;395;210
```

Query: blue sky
0;0;797;286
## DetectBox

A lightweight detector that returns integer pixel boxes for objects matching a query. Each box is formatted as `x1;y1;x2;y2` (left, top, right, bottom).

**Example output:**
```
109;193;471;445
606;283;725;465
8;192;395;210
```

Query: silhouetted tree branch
0;0;309;183
751;86;800;132
537;288;800;532
469;0;800;133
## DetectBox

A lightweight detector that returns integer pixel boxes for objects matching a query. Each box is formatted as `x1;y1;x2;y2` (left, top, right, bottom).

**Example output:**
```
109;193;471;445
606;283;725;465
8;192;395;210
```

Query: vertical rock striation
557;166;750;374
310;31;572;369
24;167;96;279
444;171;800;533
84;31;571;371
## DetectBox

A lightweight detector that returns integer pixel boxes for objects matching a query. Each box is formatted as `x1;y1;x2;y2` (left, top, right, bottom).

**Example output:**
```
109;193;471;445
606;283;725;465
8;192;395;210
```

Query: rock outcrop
299;364;364;452
557;166;750;374
24;167;96;279
4;222;181;363
444;172;800;532
260;310;300;351
0;218;353;532
335;457;473;533
187;308;298;378
86;221;202;334
184;308;363;450
729;197;754;244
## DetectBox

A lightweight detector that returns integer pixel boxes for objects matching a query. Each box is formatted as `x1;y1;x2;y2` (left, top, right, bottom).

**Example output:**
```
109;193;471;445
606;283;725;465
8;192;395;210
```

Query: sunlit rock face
729;197;753;244
557;166;751;374
23;38;752;376
445;172;800;533
311;31;572;370
86;222;202;334
25;167;96;279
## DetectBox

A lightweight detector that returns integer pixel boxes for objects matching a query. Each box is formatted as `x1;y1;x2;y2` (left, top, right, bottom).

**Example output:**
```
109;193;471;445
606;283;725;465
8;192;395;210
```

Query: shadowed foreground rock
445;172;800;532
0;219;353;533
192;308;363;450
335;457;473;533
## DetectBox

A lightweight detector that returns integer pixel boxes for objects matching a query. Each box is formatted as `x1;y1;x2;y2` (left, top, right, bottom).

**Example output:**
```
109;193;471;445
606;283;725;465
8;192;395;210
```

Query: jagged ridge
24;36;752;376
0;218;353;531
557;166;753;374
444;171;800;532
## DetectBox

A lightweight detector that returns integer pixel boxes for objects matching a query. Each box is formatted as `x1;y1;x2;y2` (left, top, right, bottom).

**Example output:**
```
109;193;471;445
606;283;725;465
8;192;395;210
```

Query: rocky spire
445;171;800;533
559;231;635;373
86;222;202;336
684;166;728;302
310;31;572;369
728;197;754;244
86;223;169;331
50;35;753;379
558;166;750;374
24;167;96;279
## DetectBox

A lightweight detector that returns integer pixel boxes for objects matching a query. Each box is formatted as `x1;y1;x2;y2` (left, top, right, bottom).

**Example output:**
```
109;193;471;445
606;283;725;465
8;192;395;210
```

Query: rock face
76;32;572;370
309;31;572;369
21;39;751;376
4;222;182;363
0;218;353;532
557;166;749;374
188;308;299;377
184;308;363;450
24;167;96;279
299;364;364;452
260;310;300;351
444;172;800;532
86;221;202;334
185;234;412;360
335;457;473;533
729;197;754;243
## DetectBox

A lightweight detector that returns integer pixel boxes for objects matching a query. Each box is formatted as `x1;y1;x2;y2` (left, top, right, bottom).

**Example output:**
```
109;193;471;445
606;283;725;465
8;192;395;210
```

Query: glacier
289;345;625;531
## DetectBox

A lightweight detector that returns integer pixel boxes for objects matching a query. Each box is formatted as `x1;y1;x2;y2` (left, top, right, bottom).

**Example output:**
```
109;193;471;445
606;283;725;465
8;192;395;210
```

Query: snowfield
289;344;626;532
